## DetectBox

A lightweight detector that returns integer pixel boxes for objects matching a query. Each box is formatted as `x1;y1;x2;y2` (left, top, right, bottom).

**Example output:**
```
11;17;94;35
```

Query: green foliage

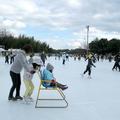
53;48;87;55
108;39;120;54
0;34;53;53
89;38;120;55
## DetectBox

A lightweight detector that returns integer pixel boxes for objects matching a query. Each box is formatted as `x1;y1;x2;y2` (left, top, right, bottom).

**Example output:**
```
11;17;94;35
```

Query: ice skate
8;97;17;101
28;96;34;102
88;75;92;79
15;96;23;100
81;73;84;77
23;96;31;104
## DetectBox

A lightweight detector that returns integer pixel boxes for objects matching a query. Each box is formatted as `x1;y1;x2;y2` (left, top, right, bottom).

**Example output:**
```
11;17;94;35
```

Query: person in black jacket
40;51;47;66
82;58;96;79
112;54;120;71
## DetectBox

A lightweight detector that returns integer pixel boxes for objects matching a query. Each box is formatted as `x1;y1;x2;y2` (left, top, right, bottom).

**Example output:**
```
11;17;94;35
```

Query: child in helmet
23;58;43;101
41;63;68;90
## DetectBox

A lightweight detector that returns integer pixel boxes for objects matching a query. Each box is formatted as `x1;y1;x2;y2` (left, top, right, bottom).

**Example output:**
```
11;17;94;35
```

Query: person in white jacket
8;44;33;101
23;58;43;101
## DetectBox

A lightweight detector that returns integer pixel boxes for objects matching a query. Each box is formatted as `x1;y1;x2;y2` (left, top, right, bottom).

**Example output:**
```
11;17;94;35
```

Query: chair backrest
39;69;51;88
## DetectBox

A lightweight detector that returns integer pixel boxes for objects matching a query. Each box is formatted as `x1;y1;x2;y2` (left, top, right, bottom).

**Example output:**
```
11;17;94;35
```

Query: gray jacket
10;50;30;73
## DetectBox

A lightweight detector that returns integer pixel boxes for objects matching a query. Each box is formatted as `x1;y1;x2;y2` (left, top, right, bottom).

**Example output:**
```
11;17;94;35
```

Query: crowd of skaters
1;45;120;101
54;52;120;79
4;51;16;64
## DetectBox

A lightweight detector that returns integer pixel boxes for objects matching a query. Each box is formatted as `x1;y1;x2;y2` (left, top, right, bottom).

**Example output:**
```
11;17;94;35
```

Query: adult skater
40;51;47;66
62;54;66;65
28;54;34;64
112;54;120;71
82;58;96;79
8;44;33;101
5;52;9;64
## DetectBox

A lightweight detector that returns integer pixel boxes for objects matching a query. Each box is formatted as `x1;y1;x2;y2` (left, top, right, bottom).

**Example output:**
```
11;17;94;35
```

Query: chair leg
57;88;66;99
35;87;68;108
35;81;42;108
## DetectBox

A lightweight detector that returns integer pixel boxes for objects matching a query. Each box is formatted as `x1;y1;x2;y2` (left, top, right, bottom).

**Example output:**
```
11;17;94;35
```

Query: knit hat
32;58;43;66
46;63;54;71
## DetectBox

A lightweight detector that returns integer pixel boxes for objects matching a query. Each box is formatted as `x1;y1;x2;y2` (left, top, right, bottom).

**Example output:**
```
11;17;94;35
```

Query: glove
30;70;36;74
51;80;56;83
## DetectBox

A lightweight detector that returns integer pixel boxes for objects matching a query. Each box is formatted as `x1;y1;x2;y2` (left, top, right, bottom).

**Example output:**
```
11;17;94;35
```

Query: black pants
63;59;65;65
42;59;45;65
84;66;91;76
9;71;21;98
112;62;120;71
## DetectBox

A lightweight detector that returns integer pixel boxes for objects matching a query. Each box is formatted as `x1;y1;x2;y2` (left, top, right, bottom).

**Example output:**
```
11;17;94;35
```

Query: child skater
82;58;96;79
23;58;43;102
41;63;68;90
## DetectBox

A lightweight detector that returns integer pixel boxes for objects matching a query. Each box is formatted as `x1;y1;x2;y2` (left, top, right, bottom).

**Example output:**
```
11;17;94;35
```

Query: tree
0;31;52;53
108;39;120;54
89;38;120;55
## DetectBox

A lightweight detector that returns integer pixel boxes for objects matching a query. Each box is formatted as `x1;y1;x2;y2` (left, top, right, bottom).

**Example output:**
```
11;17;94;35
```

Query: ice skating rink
0;56;120;120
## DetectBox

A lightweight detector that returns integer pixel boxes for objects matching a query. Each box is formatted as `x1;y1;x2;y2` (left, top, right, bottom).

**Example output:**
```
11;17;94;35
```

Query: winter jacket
23;64;34;80
41;69;54;87
40;53;46;61
10;50;30;73
62;54;66;60
87;59;95;68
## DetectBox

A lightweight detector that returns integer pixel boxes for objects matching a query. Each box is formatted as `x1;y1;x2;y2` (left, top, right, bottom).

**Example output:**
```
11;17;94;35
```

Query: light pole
86;25;89;53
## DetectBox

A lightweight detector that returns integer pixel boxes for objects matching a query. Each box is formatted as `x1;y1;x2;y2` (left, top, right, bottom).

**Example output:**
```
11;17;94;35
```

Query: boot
15;96;23;100
60;86;68;90
8;97;17;101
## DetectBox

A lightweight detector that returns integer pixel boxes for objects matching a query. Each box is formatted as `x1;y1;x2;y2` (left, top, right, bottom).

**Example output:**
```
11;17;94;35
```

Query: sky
0;0;120;49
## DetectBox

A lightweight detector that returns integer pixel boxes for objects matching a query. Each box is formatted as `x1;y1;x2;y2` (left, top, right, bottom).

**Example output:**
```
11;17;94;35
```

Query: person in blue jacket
41;63;68;90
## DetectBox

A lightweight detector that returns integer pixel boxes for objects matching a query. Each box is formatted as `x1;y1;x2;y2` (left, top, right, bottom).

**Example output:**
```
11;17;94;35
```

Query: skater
66;54;69;61
5;52;9;64
41;63;68;90
82;58;96;79
28;54;34;64
40;51;47;66
8;44;33;101
62;54;66;65
112;54;120;71
23;58;43;102
10;52;16;64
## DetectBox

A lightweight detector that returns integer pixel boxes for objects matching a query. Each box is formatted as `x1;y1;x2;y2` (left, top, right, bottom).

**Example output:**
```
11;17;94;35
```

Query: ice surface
0;56;120;120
